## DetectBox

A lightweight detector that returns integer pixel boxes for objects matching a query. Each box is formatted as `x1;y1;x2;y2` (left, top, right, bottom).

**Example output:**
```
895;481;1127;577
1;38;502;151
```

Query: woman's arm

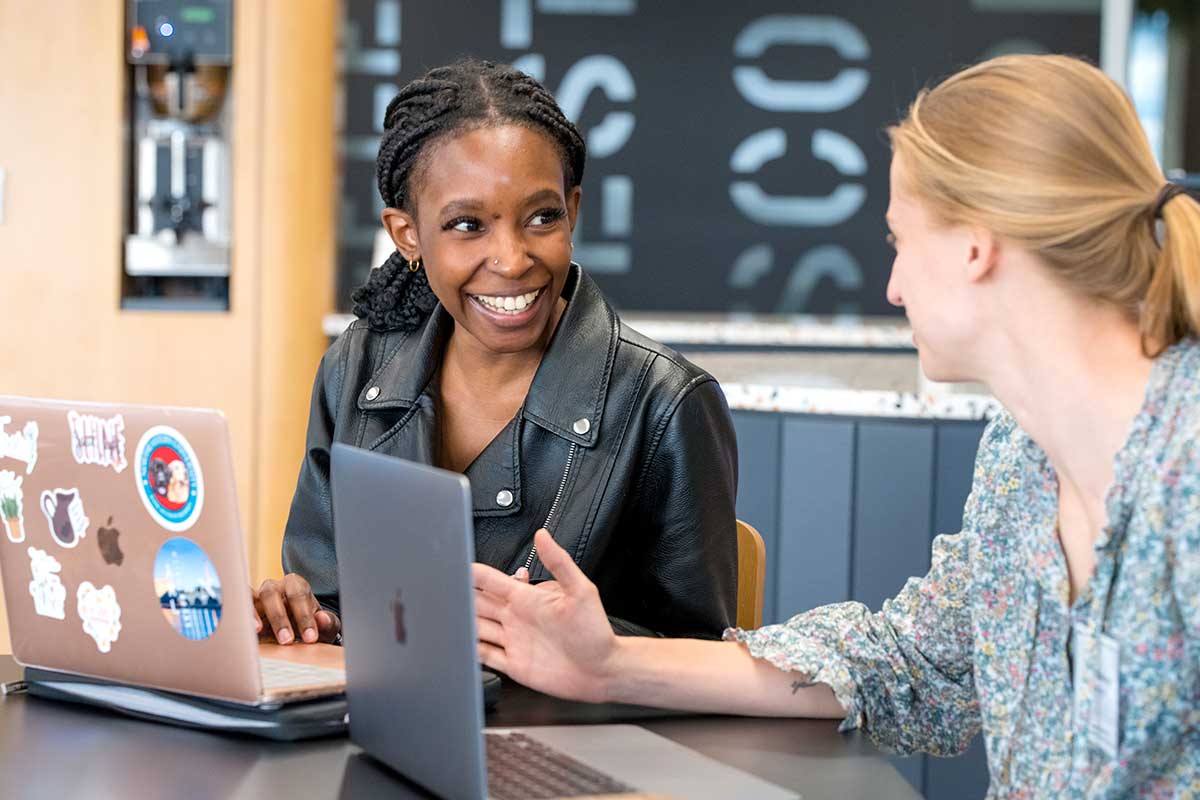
478;526;982;756
260;338;353;644
605;636;845;718
475;529;842;718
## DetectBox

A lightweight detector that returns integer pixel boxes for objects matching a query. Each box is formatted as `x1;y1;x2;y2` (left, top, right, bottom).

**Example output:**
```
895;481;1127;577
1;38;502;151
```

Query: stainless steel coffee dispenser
123;0;232;309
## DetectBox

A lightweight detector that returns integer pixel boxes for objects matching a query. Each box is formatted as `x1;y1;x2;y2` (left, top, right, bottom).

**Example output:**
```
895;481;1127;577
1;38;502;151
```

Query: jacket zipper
523;441;578;571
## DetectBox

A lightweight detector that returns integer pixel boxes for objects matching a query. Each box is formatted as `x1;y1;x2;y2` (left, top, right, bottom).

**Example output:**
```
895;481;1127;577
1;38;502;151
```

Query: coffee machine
123;0;232;309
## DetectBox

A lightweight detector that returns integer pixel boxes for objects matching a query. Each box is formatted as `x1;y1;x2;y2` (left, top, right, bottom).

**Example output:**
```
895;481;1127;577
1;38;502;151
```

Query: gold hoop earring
408;256;421;272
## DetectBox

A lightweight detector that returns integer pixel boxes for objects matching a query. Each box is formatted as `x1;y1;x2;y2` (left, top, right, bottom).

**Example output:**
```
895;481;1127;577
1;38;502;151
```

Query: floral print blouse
727;339;1200;798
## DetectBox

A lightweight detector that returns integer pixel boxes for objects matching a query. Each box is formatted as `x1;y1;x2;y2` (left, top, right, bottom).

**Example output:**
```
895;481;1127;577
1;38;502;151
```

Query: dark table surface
0;656;920;800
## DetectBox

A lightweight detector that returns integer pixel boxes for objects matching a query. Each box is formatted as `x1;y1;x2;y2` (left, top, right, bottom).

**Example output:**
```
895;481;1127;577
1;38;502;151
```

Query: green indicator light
181;6;216;24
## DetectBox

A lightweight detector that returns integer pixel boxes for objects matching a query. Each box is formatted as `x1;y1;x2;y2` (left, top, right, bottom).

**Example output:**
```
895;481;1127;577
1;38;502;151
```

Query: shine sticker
0;415;38;475
154;537;222;641
40;487;89;548
135;426;204;532
67;411;128;473
77;581;122;653
27;547;66;620
1;469;27;543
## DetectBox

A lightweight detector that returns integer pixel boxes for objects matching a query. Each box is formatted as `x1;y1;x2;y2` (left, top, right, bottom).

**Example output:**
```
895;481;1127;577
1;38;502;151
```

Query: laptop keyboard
485;732;636;799
259;657;346;691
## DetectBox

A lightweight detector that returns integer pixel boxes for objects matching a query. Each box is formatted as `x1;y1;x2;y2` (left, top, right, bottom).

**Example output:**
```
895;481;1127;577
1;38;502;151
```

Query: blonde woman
471;54;1200;797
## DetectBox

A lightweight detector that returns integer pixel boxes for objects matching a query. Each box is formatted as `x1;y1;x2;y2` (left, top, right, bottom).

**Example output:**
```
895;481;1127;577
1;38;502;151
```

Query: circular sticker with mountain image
154;537;222;641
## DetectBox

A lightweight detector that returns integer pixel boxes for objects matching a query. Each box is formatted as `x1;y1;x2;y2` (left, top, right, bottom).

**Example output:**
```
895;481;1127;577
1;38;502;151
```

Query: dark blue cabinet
732;410;990;800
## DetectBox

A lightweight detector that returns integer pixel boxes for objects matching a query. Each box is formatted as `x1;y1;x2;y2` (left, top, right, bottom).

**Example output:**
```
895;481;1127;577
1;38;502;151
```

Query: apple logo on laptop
97;516;124;566
392;588;407;644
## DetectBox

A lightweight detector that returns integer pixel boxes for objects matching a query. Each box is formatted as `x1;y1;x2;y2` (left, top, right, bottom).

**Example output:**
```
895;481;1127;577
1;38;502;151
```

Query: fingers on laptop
251;588;264;633
255;574;327;644
315;608;342;642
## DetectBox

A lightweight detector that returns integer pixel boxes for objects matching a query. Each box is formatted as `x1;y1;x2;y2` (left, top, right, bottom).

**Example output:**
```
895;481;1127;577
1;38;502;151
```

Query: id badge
1071;625;1120;761
1089;634;1120;760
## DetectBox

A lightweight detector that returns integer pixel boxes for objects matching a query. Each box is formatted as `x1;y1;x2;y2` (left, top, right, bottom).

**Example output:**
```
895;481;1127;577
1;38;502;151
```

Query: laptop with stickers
0;396;346;718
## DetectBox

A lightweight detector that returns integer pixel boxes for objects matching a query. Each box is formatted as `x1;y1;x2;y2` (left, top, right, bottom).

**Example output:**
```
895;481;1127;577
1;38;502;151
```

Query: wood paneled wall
0;2;337;654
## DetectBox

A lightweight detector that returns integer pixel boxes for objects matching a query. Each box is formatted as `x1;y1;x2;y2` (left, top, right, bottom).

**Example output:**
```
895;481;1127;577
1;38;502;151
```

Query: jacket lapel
521;264;619;450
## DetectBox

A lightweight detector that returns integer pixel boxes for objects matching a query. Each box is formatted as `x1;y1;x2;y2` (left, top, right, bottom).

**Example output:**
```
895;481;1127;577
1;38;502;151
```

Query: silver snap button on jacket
365;386;380;401
496;489;514;508
572;418;591;435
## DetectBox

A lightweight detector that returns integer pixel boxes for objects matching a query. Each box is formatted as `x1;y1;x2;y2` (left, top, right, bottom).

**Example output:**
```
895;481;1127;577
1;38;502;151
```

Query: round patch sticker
135;426;203;532
154;537;222;641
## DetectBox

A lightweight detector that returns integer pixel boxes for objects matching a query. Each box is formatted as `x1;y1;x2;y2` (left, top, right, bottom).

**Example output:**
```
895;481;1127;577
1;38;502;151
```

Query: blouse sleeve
725;531;981;756
1167;435;1200;644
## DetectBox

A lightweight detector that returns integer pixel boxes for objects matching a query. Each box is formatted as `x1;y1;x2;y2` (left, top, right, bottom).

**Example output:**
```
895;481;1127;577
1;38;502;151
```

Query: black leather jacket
281;265;738;638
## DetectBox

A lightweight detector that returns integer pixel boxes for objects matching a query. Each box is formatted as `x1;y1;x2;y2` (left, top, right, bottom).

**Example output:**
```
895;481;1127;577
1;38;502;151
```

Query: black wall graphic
337;0;1099;315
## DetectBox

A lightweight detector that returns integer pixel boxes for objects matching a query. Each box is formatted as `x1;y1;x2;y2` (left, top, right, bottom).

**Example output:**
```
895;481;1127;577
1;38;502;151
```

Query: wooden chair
736;519;766;629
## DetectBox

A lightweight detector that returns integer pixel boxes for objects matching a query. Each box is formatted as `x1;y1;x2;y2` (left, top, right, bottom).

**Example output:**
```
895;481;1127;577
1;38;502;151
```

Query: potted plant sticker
1;469;26;543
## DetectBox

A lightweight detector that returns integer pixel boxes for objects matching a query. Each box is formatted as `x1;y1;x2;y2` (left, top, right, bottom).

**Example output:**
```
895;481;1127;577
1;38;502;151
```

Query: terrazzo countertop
620;312;916;350
320;314;999;420
688;350;1000;421
323;311;915;348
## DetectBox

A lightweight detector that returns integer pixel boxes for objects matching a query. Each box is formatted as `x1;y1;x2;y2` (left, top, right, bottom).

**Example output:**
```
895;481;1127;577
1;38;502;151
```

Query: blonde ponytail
1143;189;1200;354
889;54;1200;355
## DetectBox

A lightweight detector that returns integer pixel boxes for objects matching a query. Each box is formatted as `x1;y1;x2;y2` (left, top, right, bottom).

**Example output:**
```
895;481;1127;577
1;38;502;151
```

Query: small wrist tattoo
790;680;816;694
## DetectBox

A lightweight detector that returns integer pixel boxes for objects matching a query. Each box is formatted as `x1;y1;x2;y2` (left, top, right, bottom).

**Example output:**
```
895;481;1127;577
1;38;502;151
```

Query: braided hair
351;60;588;332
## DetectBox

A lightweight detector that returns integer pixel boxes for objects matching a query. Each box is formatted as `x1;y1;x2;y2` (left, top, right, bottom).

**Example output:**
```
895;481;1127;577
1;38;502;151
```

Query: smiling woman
257;60;740;649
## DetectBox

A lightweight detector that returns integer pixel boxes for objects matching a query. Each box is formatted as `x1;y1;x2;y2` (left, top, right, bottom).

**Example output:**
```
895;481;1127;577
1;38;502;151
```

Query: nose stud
492;258;500;266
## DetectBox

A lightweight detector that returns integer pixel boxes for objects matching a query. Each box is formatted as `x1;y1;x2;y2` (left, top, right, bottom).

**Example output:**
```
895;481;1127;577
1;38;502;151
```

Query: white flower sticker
77;581;122;653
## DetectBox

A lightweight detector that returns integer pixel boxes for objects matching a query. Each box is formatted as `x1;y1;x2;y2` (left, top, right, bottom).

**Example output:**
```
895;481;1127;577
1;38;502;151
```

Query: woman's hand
252;573;341;644
473;529;619;703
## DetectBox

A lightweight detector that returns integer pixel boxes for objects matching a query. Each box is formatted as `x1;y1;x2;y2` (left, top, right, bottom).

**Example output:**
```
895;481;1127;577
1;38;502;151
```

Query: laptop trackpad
500;724;800;800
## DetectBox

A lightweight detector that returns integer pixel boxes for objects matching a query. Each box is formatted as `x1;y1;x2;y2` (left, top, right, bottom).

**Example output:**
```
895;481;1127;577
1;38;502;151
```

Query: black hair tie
1151;183;1186;220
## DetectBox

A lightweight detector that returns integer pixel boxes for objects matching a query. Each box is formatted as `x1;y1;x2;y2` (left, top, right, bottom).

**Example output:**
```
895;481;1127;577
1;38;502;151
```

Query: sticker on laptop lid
154;537;222;641
77;581;122;653
27;547;66;620
40;487;89;548
1;469;27;543
67;411;128;474
0;416;38;475
97;516;124;566
135;426;204;532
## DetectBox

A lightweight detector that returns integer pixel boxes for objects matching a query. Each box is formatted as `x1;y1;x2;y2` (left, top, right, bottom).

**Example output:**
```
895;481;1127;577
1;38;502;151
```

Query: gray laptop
330;443;798;800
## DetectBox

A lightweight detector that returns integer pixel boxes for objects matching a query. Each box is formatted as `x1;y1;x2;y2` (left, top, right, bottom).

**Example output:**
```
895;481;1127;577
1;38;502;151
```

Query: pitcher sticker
0;416;38;475
67;411;128;474
154;537;222;641
40;487;89;548
77;581;122;653
1;469;26;543
27;547;66;620
135;426;204;532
